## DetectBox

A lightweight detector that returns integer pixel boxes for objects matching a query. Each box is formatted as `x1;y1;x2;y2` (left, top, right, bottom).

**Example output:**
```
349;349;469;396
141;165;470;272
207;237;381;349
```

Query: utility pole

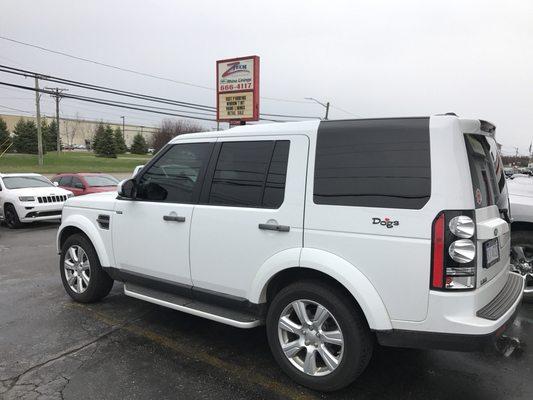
515;147;519;157
34;77;43;166
45;87;68;155
305;97;330;120
120;116;125;139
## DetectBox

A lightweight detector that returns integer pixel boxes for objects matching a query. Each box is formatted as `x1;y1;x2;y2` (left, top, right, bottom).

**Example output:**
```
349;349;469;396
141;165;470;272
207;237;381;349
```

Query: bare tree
151;119;204;152
63;113;83;148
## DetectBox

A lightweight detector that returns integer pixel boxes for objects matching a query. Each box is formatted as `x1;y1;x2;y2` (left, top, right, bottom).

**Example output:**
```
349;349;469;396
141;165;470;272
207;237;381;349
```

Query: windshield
2;176;54;189
464;134;508;211
84;175;119;187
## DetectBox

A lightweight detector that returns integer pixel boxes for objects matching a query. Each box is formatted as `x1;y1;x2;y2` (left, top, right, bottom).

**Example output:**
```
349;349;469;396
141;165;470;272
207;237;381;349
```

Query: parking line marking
68;303;319;400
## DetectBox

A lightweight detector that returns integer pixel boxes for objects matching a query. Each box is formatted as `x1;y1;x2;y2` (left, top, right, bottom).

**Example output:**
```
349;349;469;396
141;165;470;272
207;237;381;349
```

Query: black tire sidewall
60;233;113;303
5;205;21;229
266;280;372;391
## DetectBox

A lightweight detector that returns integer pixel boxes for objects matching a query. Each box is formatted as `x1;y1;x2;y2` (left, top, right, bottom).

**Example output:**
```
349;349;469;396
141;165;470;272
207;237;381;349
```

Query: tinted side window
207;140;290;208
314;118;431;209
465;134;498;209
137;143;212;203
59;176;72;186
262;141;290;208
71;177;83;188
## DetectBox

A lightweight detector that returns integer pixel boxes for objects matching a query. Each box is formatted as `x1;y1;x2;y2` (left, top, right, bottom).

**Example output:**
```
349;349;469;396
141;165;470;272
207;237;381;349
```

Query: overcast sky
0;0;531;154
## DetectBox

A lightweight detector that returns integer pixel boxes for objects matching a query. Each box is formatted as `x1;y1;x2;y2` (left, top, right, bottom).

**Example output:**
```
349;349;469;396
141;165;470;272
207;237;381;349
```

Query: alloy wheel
64;245;91;294
511;245;533;294
277;299;344;376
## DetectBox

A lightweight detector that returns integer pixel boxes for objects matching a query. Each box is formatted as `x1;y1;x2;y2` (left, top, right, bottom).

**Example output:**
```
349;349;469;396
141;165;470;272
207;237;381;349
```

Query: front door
190;135;308;298
112;140;214;285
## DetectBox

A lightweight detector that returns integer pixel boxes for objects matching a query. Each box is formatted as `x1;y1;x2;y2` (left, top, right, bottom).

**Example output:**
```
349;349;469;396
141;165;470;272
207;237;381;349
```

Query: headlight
18;196;35;202
449;239;476;263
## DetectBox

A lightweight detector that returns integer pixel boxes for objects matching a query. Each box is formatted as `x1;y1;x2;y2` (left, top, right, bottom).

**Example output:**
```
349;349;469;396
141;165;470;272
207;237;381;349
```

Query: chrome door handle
258;223;290;232
163;215;186;222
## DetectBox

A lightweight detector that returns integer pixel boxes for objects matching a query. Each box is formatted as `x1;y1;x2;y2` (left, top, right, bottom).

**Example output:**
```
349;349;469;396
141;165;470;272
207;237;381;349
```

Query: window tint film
262;141;290;208
137;143;212;203
314;118;431;209
208;140;290;208
465;134;499;209
59;176;72;186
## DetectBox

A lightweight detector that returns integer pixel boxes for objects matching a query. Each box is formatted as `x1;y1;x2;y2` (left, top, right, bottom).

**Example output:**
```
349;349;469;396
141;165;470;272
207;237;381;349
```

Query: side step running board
124;283;262;329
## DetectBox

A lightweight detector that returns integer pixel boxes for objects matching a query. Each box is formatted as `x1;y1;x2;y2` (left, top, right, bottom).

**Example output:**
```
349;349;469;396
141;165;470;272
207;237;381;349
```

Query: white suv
57;115;524;391
0;173;73;228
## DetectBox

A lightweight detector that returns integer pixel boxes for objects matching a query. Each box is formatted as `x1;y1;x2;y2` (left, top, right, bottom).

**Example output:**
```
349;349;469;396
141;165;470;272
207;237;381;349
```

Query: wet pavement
1;221;532;400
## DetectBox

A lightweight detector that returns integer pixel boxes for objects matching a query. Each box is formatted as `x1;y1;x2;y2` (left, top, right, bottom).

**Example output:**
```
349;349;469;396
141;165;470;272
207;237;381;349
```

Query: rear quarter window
313;118;431;209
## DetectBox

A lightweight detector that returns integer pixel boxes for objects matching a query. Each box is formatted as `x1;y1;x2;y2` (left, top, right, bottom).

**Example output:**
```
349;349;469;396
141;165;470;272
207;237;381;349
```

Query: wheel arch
57;215;111;266
250;248;392;331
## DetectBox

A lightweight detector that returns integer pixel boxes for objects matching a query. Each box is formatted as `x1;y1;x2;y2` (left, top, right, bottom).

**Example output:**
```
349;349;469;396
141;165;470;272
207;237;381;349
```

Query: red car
51;173;119;196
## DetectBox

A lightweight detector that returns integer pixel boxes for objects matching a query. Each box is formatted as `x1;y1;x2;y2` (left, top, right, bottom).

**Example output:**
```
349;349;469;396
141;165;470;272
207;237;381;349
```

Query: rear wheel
266;280;373;391
4;204;22;229
60;234;114;303
511;230;533;302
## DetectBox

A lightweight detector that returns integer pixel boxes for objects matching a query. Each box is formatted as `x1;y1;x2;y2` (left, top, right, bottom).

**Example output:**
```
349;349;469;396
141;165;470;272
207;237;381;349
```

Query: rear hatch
464;133;510;288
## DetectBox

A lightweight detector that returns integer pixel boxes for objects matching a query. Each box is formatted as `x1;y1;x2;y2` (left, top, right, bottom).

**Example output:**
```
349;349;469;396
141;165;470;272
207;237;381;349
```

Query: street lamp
305;97;330;120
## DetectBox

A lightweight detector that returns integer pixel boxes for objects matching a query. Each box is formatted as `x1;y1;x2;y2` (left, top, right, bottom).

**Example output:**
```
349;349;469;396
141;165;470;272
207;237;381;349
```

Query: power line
0;103;32;114
0;64;319;120
0;35;313;104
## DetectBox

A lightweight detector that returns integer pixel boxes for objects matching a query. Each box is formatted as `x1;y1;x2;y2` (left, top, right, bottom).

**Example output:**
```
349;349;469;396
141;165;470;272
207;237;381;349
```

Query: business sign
216;56;259;122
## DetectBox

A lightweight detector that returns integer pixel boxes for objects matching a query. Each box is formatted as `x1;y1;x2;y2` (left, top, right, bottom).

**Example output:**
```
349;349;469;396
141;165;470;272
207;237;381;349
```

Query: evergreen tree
12;119;43;154
0;117;11;152
130;133;148;154
92;123;106;154
113;127;127;154
45;120;61;151
94;125;117;158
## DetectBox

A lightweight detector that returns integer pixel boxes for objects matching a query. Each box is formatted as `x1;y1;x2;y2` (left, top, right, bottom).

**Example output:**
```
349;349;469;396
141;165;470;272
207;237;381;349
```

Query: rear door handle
258;223;290;232
163;215;186;222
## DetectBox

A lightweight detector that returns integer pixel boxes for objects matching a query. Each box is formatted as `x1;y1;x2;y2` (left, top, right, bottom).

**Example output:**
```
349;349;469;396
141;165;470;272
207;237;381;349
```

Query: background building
0;113;157;149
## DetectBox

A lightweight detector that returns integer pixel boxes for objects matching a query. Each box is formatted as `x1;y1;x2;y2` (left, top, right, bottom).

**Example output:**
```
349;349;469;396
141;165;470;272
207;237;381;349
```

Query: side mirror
132;165;145;177
74;182;84;189
53;181;59;187
118;178;136;199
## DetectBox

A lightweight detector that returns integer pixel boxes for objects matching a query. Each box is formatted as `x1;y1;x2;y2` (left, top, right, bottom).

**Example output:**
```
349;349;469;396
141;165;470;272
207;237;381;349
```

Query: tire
60;233;114;303
511;230;533;302
4;204;22;229
266;280;373;391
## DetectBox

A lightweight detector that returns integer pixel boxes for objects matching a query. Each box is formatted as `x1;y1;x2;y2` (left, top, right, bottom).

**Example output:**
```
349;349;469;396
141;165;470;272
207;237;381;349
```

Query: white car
57;115;523;391
0;173;73;228
506;174;533;299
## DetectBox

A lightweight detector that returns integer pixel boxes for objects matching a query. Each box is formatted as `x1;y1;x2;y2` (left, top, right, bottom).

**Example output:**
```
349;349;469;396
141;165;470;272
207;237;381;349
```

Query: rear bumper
377;272;524;352
376;307;520;352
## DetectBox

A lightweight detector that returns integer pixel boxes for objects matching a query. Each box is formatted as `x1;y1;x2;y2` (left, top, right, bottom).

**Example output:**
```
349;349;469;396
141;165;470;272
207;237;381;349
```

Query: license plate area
483;238;500;269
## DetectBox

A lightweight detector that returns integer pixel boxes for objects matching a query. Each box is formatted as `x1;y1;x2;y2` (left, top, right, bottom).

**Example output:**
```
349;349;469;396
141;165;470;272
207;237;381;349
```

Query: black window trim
130;141;216;205
199;139;290;210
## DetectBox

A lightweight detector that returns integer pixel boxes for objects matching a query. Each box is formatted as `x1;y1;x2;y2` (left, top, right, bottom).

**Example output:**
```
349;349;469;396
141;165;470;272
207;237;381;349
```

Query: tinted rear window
313;118;431;209
464;134;500;209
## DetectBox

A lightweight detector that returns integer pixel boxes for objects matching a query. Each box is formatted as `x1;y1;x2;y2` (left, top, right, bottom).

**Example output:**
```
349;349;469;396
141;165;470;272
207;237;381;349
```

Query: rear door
464;134;510;287
189;135;308;298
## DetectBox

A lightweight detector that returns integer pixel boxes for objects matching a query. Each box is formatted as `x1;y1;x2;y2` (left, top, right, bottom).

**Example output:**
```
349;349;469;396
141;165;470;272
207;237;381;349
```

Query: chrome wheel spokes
277;299;344;376
64;245;90;294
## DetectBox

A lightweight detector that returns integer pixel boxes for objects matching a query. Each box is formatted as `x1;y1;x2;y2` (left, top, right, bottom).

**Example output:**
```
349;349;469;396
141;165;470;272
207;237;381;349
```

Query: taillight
431;211;477;290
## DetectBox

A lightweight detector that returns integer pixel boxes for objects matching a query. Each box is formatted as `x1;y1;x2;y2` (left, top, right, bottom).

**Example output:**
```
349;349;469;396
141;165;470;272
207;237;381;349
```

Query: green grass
0;152;152;174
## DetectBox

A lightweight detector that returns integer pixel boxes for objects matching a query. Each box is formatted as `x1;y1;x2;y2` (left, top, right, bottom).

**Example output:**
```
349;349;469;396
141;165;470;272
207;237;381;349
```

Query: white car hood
9;187;73;197
507;176;533;198
64;191;117;211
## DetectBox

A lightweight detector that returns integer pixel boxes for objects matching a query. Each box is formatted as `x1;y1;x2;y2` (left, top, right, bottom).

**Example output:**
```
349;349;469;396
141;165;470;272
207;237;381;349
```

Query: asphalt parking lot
1;222;532;400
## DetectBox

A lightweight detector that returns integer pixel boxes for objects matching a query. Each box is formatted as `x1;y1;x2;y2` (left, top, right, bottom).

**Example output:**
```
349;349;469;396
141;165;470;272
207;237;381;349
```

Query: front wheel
510;230;533;302
4;204;22;229
266;280;373;391
60;233;114;303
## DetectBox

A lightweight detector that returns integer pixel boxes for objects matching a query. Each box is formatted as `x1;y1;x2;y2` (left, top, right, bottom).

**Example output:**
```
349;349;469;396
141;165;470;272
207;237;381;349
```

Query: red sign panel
216;55;259;122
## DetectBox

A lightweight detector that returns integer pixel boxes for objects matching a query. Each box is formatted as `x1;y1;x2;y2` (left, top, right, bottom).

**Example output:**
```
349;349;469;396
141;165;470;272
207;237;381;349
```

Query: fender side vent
97;214;110;230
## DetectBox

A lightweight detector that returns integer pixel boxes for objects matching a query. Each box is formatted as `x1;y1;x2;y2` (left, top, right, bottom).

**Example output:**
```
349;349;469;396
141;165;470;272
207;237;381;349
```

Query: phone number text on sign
219;82;253;92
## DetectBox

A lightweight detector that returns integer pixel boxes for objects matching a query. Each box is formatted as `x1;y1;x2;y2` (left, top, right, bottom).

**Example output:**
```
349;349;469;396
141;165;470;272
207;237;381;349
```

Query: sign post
216;56;259;124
